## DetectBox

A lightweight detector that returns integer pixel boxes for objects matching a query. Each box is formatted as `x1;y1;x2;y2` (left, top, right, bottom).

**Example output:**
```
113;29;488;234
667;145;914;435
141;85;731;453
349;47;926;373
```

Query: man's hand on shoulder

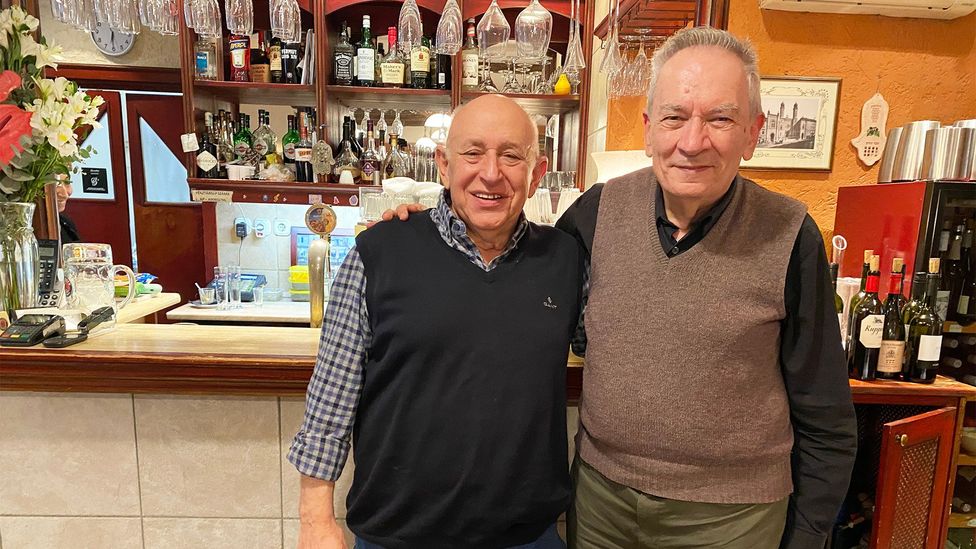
381;203;427;222
297;518;348;549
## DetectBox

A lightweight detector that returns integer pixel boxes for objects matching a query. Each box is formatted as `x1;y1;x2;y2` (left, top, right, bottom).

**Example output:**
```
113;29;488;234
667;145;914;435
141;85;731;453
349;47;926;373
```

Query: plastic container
290;282;309;291
289;265;309;284
290;289;310;302
264;288;283;302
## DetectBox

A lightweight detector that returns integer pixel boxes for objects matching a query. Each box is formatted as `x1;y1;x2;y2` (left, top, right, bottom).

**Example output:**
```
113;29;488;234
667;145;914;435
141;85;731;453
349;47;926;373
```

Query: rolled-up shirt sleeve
287;247;370;481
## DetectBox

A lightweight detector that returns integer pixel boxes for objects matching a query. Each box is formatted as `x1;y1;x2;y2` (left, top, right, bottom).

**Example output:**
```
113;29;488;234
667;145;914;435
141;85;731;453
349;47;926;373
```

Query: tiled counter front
0;392;580;549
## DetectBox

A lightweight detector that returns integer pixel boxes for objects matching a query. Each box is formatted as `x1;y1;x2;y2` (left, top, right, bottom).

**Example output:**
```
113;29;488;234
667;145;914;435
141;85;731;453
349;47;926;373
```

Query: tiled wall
213;203;360;291
0;392;579;548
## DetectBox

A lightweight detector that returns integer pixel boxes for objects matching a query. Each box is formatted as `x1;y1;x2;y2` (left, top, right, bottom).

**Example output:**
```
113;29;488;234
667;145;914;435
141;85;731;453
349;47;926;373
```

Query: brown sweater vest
578;168;807;504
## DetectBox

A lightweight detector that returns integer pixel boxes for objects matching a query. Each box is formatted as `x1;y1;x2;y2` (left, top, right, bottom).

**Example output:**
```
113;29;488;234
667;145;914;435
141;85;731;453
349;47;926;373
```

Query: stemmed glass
398;0;423;54
476;0;510;92
390;110;404;139
376;110;388;136
434;0;463;55
562;0;586;94
599;0;623;84
515;0;552;94
225;0;253;36
271;0;302;42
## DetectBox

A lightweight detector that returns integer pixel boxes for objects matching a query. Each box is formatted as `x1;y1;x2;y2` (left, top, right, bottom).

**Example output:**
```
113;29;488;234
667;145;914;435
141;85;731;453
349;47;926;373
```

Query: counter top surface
118;293;181;323
166;300;311;324
1;324;972;400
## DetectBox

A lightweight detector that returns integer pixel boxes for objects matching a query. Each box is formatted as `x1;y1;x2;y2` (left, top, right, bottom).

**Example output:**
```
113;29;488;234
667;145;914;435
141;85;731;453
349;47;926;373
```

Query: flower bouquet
0;5;102;312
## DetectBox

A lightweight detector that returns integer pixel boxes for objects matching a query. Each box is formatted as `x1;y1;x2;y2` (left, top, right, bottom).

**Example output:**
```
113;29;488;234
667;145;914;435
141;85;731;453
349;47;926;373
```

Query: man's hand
297;518;348;549
298;475;345;549
380;203;426;222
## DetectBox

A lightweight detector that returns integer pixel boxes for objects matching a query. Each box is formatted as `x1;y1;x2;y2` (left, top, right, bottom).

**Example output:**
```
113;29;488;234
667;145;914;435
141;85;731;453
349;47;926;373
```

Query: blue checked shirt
287;191;530;481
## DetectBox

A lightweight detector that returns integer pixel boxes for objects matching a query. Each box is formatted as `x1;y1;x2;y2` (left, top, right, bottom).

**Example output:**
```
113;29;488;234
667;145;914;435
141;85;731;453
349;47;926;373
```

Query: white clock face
90;22;136;57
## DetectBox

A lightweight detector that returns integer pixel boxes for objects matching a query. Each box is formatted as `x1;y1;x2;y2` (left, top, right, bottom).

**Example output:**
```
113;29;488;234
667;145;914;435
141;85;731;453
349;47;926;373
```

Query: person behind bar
55;176;82;244
288;94;583;549
555;27;858;548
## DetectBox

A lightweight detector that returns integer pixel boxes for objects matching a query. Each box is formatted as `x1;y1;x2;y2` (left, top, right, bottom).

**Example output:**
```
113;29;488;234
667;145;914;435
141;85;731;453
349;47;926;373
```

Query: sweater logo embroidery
543;297;557;310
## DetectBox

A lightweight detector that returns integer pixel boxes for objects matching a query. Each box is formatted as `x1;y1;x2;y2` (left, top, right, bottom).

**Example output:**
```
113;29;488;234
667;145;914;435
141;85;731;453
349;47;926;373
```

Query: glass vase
0;202;41;313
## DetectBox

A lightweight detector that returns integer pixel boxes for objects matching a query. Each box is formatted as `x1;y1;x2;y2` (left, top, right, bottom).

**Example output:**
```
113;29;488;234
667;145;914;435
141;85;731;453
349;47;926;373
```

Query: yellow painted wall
605;6;976;235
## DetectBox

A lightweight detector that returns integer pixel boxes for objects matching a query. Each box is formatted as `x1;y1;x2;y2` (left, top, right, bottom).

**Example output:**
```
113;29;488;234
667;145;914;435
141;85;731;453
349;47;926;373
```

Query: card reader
0;314;65;347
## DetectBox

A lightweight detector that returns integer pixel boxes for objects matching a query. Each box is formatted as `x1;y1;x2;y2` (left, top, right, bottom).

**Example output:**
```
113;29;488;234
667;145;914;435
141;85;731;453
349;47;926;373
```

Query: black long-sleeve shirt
556;181;858;549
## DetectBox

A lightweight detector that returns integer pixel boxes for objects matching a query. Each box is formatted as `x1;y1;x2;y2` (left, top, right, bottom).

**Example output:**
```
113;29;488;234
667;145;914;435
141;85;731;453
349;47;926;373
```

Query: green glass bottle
901;270;929;337
846;249;874;359
232;112;252;159
905;258;944;384
282;114;300;166
877;258;906;380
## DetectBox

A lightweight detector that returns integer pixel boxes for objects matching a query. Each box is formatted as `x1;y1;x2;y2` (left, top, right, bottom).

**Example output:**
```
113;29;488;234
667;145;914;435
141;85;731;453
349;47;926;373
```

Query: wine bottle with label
905;258;944;384
356;15;375;87
944;224;966;321
901;270;928;337
849;255;884;381
877;258;906;380
846;249;874;356
958;228;975;322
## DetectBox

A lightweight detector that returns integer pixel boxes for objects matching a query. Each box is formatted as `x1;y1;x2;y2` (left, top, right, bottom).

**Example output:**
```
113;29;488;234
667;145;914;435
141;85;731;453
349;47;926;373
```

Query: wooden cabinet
176;0;597;205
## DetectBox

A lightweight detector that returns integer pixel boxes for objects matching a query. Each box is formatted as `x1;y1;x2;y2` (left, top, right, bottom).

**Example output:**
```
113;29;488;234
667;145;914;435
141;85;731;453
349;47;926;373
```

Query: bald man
289;95;584;549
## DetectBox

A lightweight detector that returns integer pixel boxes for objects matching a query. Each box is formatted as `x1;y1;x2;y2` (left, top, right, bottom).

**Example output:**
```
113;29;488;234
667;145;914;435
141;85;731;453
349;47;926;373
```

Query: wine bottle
461;19;479;91
356;15;375;87
905;258;944;384
250;32;271;83
294;112;313;182
282;114;299;167
901;270;928;337
830;263;843;343
944;224;966;321
846;249;874;355
849;255;884;381
333;22;354;85
957;228;975;322
877;258;906;380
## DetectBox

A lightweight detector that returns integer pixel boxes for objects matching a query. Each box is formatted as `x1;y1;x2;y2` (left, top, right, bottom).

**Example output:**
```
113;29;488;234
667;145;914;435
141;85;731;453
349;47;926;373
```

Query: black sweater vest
349;213;582;549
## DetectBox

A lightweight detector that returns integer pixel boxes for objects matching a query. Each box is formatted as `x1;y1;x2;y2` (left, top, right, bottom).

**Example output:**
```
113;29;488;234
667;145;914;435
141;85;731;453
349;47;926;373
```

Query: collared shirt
655;178;737;257
287;191;529;481
555;176;857;549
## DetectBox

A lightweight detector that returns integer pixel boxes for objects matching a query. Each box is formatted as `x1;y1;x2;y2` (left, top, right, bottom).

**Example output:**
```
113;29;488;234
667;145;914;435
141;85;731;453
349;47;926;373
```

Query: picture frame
742;76;842;171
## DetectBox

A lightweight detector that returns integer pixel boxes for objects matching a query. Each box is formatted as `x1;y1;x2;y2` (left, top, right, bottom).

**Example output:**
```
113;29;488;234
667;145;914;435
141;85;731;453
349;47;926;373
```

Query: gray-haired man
556;27;857;549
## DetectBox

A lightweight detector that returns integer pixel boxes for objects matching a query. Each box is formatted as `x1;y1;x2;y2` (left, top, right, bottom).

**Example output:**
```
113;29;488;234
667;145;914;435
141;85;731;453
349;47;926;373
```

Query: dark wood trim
202;201;219;276
46;64;182;93
178;0;197;177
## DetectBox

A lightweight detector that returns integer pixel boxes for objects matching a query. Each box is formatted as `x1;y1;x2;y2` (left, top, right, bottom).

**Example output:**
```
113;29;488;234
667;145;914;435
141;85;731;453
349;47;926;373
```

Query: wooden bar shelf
193;80;317;106
187;178;365;207
326;85;453;110
461;91;581;115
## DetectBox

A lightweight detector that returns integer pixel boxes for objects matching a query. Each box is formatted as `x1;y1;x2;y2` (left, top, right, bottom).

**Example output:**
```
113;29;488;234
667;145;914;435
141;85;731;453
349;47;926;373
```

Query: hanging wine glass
599;0;622;77
271;0;300;42
398;0;423;54
376;110;388;135
225;0;253;36
434;0;463;55
476;0;510;92
515;0;551;94
390;109;404;138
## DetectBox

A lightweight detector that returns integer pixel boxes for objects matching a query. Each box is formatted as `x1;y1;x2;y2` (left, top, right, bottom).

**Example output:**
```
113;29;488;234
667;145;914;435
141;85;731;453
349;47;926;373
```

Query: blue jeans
353;523;565;549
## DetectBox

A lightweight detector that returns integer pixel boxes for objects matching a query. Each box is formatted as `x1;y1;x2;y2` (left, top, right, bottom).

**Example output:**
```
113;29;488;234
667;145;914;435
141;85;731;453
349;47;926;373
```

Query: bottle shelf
326;85;452;108
945;321;976;334
460;91;580;115
187;178;366;207
193;81;317;107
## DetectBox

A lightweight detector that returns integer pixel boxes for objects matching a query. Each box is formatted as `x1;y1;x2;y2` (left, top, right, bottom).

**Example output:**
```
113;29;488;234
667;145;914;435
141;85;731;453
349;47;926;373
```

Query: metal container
955;119;976;180
891;120;941;182
877;126;903;183
921;127;974;181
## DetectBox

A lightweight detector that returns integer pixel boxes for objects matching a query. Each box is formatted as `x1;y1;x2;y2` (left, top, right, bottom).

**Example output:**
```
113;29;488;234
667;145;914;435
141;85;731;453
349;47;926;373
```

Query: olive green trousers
567;458;789;549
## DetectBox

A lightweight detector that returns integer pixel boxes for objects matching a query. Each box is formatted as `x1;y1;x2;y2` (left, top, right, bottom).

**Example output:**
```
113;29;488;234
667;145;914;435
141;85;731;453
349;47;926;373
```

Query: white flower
22;38;62;70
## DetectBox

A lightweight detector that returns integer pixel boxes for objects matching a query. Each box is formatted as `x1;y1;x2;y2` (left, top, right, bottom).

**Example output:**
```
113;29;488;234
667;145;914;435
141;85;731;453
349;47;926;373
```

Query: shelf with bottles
187;178;366;207
460;90;579;114
326;84;452;106
193;80;318;107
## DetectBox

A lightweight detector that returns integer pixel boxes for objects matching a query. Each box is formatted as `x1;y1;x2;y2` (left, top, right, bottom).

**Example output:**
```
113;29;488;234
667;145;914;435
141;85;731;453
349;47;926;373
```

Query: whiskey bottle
380;27;405;88
333;22;354;85
356;15;375;87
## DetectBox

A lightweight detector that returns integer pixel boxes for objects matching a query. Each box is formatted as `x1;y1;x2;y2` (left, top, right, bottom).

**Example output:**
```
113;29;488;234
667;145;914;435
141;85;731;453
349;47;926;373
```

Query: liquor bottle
250;33;271;83
360;120;381;185
905;258;944;384
196;112;220;178
461;18;479;91
233;112;252;159
957;228;975;321
348;116;363;157
269;35;284;83
252;110;278;160
830;263;843;343
334;22;355;85
944;225;966;321
380;27;405;88
281;41;301;84
282;114;300;167
356;15;376;87
937;220;952;263
294;112;314;182
846;249;874;355
376;129;387;165
194;37;217;80
410;35;431;89
383;136;413;179
374;43;386;83
229;34;251;82
877;258;906;380
849;255;883;381
901;270;928;337
435;53;451;90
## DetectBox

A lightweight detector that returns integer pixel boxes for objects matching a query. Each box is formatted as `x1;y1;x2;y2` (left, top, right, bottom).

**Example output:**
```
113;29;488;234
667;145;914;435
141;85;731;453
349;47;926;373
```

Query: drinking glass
252;286;264;307
225;0;253;36
390;109;404;139
271;0;301;42
62;243;136;328
198;287;216;305
477;0;510;92
227;265;242;309
434;0;462;55
397;0;423;54
516;0;551;60
213;266;228;310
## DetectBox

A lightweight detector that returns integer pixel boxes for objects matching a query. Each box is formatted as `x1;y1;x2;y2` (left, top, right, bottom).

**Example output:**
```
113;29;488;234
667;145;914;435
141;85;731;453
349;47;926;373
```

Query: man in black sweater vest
289;95;584;549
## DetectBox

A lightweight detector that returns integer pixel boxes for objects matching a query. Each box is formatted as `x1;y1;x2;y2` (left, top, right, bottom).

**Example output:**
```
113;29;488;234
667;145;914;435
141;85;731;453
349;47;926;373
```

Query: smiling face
436;95;547;245
644;46;764;204
55;181;72;213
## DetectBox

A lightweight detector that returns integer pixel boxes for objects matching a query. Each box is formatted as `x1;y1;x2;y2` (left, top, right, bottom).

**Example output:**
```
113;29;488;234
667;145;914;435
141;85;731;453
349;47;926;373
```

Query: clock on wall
90;22;136;57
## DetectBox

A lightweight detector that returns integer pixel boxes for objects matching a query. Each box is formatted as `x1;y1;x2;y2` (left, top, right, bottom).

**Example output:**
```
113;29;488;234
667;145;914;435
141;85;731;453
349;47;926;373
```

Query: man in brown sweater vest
556;28;857;549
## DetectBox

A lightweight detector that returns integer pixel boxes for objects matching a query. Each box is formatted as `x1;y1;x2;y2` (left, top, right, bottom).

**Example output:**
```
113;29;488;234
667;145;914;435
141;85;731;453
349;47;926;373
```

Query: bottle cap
892;257;903;272
863;249;874;263
928;257;940;273
869;255;879;272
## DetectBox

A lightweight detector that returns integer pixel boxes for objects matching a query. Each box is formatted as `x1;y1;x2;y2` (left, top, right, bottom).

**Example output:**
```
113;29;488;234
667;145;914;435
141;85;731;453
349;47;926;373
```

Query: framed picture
742;76;842;171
